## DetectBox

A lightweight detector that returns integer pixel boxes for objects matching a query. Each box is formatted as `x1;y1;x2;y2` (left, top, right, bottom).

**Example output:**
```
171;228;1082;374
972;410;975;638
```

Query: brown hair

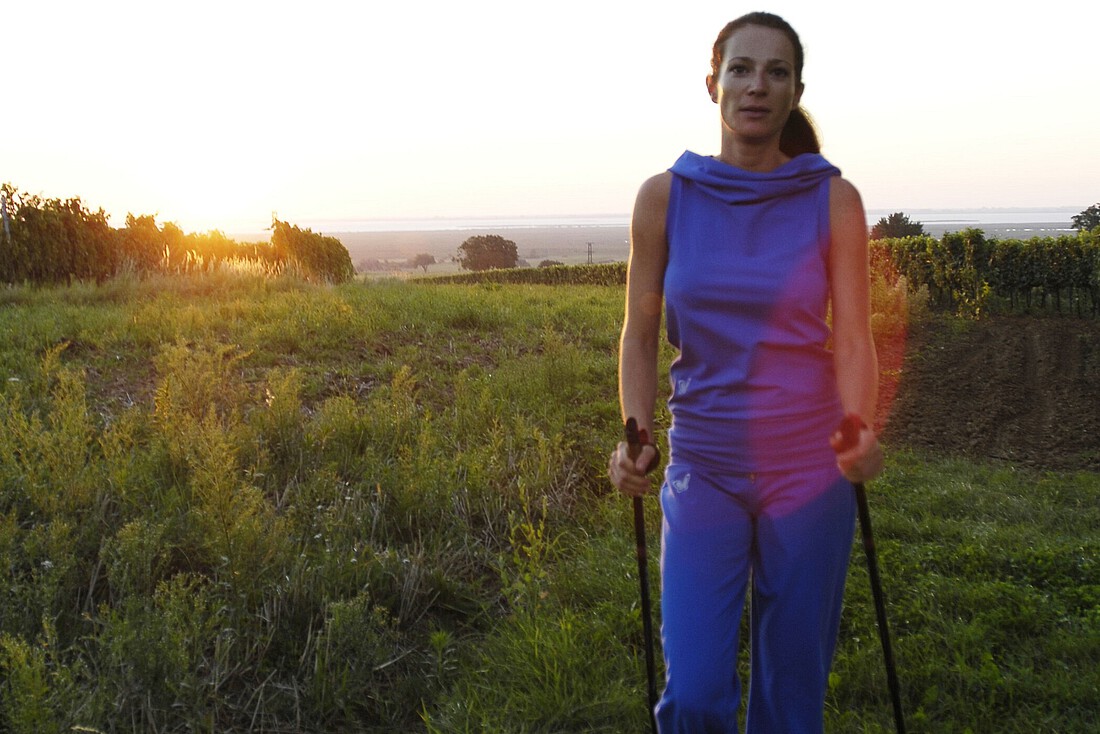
710;12;820;157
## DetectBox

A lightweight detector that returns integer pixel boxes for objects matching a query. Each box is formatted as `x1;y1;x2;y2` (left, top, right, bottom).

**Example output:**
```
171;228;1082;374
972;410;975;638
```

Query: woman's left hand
830;422;884;484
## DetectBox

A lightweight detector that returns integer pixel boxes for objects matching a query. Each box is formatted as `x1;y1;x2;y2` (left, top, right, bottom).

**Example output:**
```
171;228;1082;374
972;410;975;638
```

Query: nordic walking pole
835;414;906;734
625;417;659;734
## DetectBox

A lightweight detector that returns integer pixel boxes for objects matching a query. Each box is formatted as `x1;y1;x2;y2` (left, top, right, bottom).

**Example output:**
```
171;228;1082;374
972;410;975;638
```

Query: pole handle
834;413;866;453
625;416;648;460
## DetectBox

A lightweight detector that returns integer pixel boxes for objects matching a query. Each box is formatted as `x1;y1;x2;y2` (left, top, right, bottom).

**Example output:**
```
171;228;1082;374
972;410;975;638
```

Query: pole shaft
854;482;906;734
625;418;659;733
634;496;658;732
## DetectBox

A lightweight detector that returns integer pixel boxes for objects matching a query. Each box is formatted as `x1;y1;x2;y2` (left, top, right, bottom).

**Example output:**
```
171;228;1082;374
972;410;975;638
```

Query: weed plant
0;271;1095;732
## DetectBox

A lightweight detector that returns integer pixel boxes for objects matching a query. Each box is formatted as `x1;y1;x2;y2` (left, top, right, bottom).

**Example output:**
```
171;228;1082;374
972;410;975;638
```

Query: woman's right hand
608;441;659;498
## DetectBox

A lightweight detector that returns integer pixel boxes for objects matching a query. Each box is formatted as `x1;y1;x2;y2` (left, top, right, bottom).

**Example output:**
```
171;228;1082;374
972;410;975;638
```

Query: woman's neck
715;135;789;172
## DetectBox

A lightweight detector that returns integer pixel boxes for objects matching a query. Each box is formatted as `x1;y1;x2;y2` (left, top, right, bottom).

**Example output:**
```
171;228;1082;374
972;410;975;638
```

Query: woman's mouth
740;106;770;117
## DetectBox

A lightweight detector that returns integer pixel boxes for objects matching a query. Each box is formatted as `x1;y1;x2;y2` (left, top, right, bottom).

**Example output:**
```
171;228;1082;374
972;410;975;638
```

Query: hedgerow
0;184;355;285
413;262;626;287
873;228;1100;317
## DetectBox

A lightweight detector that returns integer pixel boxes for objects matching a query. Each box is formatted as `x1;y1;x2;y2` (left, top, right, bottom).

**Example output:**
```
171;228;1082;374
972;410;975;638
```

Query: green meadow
0;270;1096;732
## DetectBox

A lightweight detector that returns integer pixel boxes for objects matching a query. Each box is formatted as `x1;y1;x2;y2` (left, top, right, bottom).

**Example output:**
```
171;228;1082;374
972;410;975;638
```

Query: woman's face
707;24;804;144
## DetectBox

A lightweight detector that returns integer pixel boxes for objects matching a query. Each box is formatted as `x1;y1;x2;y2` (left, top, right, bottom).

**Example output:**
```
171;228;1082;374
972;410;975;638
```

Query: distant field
333;226;631;268
316;216;1078;273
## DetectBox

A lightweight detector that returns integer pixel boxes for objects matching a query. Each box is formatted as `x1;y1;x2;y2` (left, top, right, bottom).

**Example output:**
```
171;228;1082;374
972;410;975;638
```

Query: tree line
0;183;355;285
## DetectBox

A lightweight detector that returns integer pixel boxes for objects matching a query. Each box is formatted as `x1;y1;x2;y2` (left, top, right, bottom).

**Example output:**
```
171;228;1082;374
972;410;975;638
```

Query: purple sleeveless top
664;150;844;473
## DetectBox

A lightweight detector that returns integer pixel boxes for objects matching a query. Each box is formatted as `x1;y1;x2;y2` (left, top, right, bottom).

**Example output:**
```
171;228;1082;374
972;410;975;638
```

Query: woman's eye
728;64;748;74
770;67;790;78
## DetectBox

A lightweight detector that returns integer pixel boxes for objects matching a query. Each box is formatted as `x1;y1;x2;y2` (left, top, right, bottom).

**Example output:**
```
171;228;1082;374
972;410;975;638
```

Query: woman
608;11;884;733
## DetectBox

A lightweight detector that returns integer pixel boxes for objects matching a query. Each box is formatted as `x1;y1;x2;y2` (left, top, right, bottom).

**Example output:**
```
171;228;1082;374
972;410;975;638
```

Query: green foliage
420;261;626;286
936;229;993;317
0;182;351;286
95;573;227;724
825;452;1100;732
119;213;164;272
118;213;282;277
0;621;78;734
0;275;626;730
0;183;117;284
270;219;355;283
870;211;926;240
426;605;642;732
1072;203;1100;232
455;234;519;271
874;228;1100;317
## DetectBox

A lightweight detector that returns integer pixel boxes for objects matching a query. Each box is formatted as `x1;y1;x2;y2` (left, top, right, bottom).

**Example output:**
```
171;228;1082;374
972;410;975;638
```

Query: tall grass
0;271;1095;732
0;274;622;731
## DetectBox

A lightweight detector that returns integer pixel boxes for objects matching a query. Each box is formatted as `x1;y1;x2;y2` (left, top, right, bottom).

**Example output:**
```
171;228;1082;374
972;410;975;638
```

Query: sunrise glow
4;0;1098;235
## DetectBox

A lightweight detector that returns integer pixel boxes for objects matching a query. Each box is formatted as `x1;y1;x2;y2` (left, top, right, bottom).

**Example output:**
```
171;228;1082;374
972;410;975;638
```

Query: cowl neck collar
669;150;840;205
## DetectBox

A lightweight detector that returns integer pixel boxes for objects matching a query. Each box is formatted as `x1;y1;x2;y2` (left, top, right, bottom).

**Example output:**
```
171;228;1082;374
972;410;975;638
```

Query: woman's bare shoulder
637;171;673;207
829;176;864;215
633;172;673;235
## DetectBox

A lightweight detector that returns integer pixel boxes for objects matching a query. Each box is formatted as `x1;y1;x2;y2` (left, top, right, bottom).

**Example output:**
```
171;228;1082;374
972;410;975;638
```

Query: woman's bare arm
829;176;883;482
610;172;670;495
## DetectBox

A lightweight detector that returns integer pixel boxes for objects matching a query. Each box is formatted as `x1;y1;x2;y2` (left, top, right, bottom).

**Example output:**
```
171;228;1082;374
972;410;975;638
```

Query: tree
455;234;518;271
270;219;355;283
870;211;925;240
1071;203;1100;232
411;253;436;272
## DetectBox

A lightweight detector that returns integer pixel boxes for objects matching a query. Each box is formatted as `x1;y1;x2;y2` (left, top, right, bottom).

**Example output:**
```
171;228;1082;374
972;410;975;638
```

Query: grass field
0;271;1096;732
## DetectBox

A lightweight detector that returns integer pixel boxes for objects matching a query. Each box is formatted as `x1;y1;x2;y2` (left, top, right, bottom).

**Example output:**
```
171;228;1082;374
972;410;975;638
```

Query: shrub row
415;262;627;286
873;229;1100;317
0;184;354;285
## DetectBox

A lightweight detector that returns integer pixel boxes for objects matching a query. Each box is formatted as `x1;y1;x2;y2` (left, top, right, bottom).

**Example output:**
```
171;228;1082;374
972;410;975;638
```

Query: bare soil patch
881;315;1100;472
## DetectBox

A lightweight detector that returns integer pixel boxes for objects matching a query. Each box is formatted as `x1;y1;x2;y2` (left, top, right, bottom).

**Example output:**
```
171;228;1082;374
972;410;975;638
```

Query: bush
270;219;355;283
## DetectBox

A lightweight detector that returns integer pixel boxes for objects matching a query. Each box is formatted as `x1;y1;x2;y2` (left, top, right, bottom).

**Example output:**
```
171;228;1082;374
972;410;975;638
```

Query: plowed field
881;316;1100;472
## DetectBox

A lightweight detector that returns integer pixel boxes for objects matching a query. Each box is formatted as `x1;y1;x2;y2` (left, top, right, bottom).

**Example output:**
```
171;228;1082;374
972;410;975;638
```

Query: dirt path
880;315;1100;472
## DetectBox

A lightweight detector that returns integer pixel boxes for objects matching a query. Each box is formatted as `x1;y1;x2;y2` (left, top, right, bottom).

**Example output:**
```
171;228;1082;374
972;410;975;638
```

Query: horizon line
304;205;1083;225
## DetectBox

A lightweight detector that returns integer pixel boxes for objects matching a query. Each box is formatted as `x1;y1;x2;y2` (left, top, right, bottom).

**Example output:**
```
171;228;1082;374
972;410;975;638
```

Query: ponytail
780;107;820;158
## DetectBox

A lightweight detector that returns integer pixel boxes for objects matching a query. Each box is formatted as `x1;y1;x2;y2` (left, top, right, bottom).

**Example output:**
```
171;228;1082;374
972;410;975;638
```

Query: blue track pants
654;460;857;733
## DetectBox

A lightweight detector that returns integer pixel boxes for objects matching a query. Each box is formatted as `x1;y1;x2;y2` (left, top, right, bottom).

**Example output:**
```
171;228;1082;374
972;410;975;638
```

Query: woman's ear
706;75;718;103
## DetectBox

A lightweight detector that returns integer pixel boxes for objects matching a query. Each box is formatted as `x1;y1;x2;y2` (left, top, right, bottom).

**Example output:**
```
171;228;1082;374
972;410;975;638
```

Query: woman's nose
747;71;767;94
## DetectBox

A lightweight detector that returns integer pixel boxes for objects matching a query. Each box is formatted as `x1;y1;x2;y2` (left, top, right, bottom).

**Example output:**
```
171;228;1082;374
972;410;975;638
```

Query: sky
4;0;1098;234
